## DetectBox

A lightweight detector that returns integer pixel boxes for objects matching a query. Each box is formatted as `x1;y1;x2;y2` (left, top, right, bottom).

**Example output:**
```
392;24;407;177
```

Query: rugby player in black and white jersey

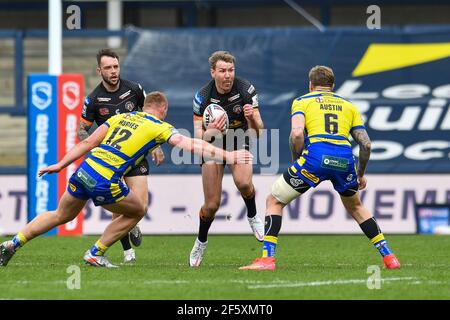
77;49;165;264
189;51;265;267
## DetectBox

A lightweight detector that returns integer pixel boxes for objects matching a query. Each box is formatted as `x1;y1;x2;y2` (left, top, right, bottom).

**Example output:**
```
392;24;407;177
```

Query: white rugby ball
202;103;229;134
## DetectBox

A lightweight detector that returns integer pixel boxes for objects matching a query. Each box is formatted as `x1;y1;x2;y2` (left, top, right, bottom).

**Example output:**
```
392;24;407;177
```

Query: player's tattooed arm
351;128;372;177
77;120;92;141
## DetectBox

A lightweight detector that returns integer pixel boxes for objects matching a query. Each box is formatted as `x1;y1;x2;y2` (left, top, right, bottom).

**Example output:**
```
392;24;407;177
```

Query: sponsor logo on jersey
228;94;240;102
321;155;349;171
300;168;320;184
95;196;105;203
229;119;243;129
32;81;52;110
62;81;80;110
125;101;135;111
97;97;111;102
210;98;221;104
247;85;255;94
233;105;243;114
99;108;109;116
139;165;148;174
69;183;77;192
289;177;303;187
316;97;324;103
119;90;131;100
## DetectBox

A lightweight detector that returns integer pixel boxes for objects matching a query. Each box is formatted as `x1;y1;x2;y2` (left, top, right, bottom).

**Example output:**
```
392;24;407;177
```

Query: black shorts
124;158;150;177
201;133;250;165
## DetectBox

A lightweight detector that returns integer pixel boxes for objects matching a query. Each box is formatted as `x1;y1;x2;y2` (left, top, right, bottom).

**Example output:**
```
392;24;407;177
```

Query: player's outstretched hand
151;147;165;166
38;164;62;177
227;150;253;164
358;176;367;190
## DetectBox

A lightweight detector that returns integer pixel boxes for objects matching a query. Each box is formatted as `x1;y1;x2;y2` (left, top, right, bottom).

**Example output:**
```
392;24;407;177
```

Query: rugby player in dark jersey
189;51;265;267
77;49;164;264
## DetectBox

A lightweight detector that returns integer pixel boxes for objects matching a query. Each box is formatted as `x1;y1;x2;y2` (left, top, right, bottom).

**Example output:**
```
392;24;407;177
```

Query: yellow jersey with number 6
291;91;365;146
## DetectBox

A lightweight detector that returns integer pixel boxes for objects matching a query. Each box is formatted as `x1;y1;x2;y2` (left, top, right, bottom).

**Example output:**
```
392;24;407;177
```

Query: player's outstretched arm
39;124;109;177
193;115;204;139
167;133;253;164
77;119;93;141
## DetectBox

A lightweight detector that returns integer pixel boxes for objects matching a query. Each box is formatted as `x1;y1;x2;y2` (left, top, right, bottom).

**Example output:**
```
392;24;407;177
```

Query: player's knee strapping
271;168;310;204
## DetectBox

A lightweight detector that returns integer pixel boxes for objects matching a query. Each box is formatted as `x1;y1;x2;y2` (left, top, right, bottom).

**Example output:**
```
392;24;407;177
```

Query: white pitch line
9;276;450;290
247;277;417;289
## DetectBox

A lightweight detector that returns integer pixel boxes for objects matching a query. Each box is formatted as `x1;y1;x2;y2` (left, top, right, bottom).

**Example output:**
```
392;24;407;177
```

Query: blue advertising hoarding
123;26;450;173
27;74;58;235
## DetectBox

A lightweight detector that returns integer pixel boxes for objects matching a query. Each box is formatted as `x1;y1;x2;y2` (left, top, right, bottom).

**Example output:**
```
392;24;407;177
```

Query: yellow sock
90;240;109;256
12;232;28;250
262;236;278;258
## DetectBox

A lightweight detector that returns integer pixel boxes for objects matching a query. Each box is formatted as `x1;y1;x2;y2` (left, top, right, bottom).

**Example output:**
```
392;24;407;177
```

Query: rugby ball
202;103;229;134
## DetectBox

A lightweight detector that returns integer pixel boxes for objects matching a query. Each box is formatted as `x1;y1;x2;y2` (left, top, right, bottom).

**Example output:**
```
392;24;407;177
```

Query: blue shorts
292;142;358;194
67;162;130;206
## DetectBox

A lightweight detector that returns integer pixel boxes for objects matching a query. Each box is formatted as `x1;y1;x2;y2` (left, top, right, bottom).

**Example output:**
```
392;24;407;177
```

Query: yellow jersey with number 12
86;111;177;181
291;91;365;146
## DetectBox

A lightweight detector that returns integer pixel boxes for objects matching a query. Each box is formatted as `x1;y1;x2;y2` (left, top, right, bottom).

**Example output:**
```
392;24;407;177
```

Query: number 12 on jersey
105;128;132;150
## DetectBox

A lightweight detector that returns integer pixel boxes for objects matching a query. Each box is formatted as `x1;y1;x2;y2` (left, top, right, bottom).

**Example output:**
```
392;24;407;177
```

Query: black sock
242;191;257;218
359;217;381;239
198;209;214;243
265;215;282;237
120;233;132;251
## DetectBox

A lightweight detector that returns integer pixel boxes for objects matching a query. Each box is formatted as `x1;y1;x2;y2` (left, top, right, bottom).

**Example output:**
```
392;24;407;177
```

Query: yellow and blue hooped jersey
291;91;365;147
68;111;177;206
86;111;177;181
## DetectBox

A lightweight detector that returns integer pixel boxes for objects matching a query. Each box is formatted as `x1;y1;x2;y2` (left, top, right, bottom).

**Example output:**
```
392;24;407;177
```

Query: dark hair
208;51;235;69
96;48;119;67
308;65;335;87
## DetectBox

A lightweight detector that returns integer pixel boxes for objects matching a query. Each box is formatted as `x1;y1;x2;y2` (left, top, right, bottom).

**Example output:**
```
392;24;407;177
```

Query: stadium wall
1;174;449;235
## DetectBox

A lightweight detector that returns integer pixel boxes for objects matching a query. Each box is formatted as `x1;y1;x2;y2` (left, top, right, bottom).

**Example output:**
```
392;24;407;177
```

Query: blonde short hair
144;91;168;106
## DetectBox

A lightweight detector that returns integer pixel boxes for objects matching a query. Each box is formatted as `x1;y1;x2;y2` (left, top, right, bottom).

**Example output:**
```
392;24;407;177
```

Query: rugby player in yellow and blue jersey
0;92;252;268
240;66;400;271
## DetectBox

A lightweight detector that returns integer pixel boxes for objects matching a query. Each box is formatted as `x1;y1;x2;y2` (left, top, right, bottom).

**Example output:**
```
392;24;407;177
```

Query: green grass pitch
1;235;450;300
